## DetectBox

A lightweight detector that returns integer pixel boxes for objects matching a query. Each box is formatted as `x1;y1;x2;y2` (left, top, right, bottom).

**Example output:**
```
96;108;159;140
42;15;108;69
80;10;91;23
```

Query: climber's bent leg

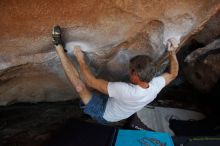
55;44;92;104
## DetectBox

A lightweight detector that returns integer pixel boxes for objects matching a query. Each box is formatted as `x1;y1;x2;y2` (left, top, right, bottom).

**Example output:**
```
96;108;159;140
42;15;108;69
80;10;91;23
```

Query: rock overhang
0;0;220;105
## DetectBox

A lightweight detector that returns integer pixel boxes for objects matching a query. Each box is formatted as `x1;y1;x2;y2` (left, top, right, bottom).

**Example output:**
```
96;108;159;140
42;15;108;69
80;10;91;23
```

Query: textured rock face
0;0;220;105
184;39;220;91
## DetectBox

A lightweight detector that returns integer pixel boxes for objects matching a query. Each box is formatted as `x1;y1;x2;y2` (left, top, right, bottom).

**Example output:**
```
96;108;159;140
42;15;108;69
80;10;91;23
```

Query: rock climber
52;25;179;124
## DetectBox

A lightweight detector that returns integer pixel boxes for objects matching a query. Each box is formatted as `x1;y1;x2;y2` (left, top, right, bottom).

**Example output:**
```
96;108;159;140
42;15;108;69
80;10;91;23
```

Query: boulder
0;0;220;105
184;39;220;91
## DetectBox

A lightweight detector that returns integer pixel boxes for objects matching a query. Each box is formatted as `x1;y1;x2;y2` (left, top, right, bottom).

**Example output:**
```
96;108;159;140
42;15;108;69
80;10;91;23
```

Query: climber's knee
75;81;92;105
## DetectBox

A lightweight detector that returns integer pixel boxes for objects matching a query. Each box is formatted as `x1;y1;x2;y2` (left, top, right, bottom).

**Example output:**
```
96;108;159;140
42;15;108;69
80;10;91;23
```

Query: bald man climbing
52;25;179;124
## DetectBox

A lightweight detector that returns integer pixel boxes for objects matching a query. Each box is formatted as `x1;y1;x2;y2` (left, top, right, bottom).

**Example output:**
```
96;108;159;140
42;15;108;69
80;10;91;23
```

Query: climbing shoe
52;25;67;52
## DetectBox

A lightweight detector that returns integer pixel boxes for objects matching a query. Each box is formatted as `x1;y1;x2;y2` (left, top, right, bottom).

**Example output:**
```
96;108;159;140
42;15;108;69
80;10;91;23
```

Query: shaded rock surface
0;0;220;104
0;101;84;146
184;39;220;91
194;11;220;44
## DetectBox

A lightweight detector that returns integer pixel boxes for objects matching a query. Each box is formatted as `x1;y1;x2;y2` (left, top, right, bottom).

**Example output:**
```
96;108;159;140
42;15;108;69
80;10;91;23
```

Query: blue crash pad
115;130;174;146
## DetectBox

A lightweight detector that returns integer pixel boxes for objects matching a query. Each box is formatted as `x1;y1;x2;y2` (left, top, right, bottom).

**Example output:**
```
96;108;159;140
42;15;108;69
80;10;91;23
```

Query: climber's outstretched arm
162;38;179;85
73;47;109;95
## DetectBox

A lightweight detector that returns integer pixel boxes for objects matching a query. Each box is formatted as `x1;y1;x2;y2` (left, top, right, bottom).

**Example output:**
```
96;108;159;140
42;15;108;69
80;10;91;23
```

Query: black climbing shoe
52;25;67;52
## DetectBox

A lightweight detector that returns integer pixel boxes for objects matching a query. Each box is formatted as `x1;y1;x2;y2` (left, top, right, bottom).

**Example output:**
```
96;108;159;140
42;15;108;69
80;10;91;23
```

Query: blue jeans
80;92;109;124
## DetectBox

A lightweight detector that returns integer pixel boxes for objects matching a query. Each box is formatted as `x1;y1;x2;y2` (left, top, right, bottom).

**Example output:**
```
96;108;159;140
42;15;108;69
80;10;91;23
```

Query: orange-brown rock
0;0;220;105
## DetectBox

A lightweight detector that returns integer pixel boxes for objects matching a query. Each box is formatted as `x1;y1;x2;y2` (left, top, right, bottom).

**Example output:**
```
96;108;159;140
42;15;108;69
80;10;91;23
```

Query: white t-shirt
103;76;166;122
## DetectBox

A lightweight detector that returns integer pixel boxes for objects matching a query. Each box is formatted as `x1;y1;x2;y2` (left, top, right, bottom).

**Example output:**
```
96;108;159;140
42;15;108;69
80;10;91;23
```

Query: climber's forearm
73;47;108;94
78;60;108;94
78;60;95;87
168;51;179;78
162;50;179;85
